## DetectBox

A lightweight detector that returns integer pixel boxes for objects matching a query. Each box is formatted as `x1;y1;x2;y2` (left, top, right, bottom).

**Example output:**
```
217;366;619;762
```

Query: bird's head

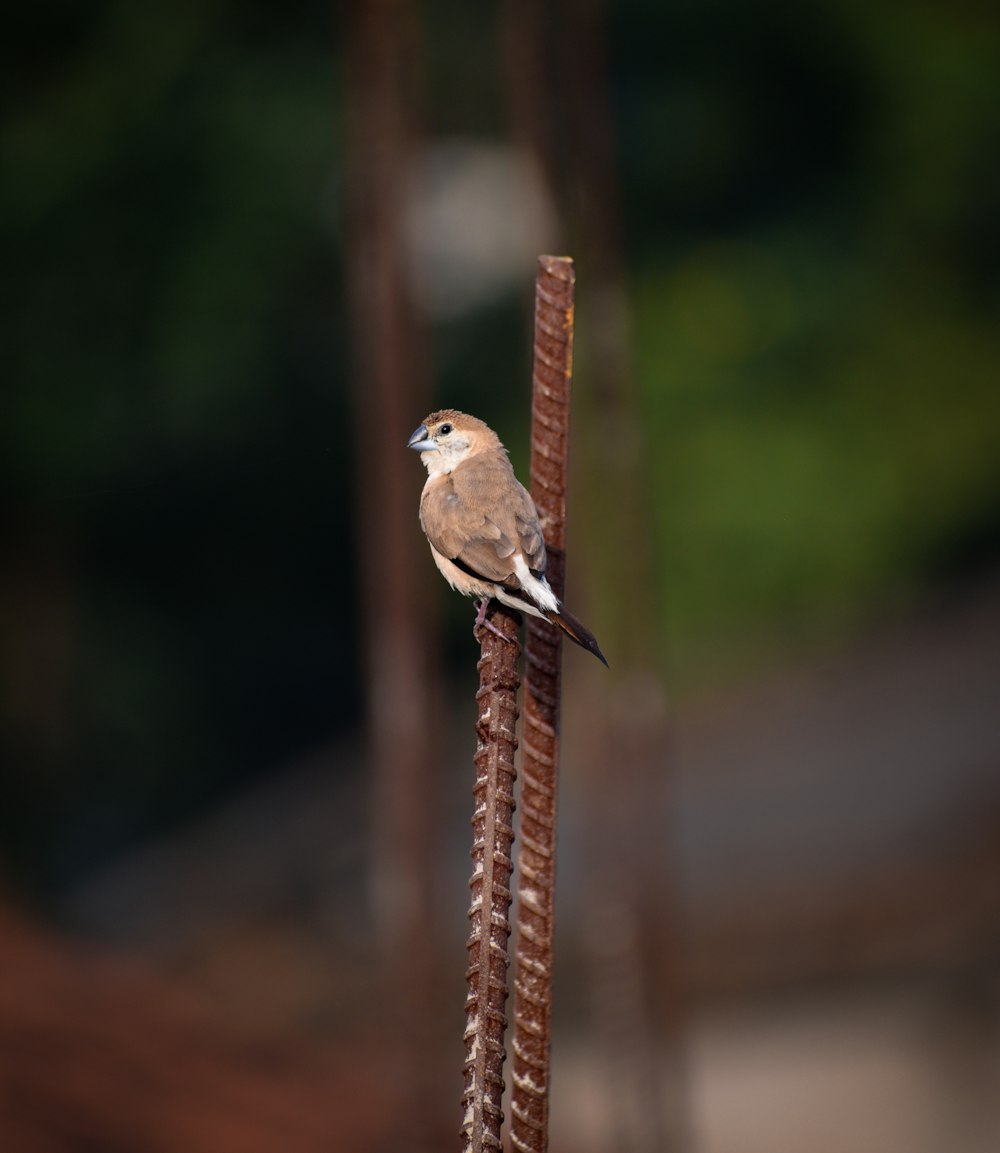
407;409;501;476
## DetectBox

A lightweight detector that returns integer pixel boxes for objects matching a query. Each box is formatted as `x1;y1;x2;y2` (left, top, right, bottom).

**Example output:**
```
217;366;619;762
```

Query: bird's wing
420;455;547;585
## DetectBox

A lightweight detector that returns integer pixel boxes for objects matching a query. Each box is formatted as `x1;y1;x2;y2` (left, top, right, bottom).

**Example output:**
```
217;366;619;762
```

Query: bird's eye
439;423;452;436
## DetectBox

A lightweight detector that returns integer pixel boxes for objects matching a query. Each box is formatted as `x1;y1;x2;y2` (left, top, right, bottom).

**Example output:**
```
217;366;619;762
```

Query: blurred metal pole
509;255;575;1153
345;0;444;1146
499;0;684;1145
562;0;687;1149
500;0;560;216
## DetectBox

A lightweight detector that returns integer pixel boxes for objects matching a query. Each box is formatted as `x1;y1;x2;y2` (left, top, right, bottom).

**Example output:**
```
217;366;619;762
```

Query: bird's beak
407;424;436;451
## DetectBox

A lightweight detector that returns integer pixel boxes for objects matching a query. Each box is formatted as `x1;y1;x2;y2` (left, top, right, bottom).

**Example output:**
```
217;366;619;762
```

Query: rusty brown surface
462;603;522;1152
0;905;402;1153
345;1;447;1146
509;255;575;1153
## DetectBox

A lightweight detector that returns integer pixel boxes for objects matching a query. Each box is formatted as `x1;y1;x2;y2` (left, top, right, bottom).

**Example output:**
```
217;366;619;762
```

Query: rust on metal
462;603;522;1153
510;254;575;1153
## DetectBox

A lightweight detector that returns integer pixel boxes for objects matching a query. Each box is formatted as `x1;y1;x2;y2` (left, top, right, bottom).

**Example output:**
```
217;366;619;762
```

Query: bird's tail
546;604;609;667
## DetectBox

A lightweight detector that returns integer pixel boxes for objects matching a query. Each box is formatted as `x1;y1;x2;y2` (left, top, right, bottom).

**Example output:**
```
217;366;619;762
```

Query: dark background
2;1;999;1150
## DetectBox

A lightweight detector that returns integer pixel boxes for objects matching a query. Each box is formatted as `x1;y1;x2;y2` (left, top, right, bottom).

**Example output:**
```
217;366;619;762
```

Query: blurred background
2;0;999;1150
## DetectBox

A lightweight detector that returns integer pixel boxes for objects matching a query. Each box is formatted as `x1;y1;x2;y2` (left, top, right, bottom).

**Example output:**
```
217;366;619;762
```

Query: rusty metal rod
510;255;575;1153
462;603;522;1153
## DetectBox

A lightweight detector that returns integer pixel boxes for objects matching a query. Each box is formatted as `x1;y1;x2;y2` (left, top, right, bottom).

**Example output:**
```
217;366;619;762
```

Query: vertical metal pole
510;255;575;1153
462;605;522;1153
345;2;444;1147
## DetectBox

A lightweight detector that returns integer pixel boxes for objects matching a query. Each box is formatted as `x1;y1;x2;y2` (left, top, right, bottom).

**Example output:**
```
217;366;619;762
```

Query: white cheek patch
422;450;448;477
423;435;472;477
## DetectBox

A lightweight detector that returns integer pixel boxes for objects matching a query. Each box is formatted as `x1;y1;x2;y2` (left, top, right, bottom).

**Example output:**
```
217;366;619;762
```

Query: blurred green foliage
616;0;1000;680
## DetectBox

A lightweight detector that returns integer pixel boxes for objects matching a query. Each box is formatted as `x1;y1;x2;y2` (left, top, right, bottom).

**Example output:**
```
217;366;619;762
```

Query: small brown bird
408;409;608;666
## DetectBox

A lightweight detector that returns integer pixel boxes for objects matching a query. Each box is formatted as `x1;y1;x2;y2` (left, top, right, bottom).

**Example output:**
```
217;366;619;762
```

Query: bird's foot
473;598;507;640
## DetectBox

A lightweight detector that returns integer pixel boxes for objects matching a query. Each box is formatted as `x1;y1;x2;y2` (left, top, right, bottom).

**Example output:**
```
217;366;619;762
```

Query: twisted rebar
462;604;522;1152
510;255;575;1153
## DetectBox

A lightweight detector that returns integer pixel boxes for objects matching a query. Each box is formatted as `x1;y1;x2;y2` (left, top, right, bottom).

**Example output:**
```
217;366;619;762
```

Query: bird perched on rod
407;409;608;666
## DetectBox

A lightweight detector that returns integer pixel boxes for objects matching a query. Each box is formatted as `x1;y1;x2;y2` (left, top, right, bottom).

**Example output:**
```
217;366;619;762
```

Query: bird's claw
473;598;507;641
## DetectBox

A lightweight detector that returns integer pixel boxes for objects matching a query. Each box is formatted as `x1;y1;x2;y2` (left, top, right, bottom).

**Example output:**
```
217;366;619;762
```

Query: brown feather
419;453;546;588
411;408;608;666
